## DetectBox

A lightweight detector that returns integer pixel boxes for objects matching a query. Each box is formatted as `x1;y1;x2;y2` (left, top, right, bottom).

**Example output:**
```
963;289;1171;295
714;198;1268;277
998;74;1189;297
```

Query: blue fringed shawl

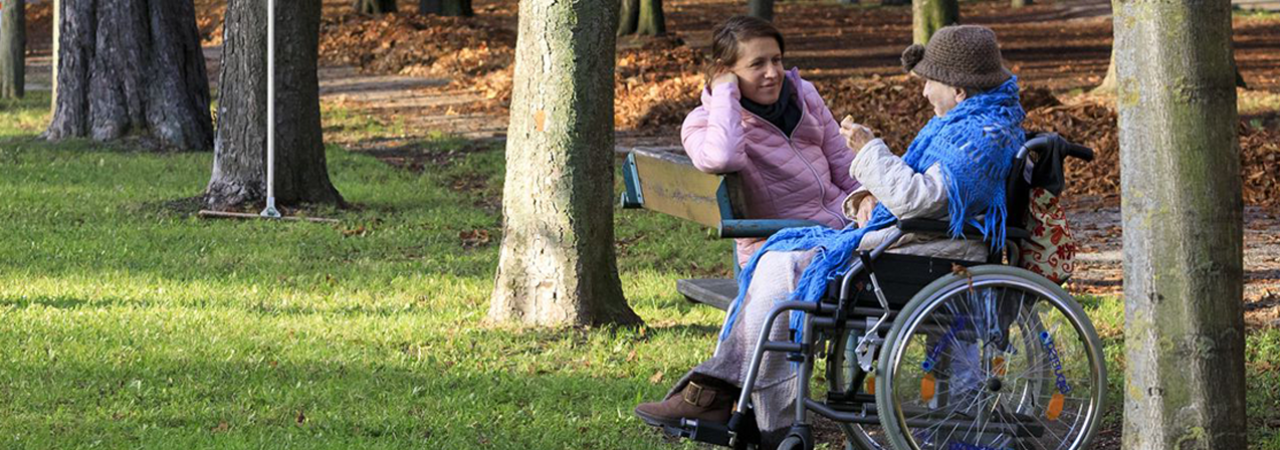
716;77;1027;347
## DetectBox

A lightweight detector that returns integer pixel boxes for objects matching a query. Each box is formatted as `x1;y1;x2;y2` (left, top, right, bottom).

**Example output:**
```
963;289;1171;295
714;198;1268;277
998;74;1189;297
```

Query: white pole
261;0;281;218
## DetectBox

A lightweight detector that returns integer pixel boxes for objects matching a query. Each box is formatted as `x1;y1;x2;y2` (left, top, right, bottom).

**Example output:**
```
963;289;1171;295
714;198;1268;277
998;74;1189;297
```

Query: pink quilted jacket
682;70;860;262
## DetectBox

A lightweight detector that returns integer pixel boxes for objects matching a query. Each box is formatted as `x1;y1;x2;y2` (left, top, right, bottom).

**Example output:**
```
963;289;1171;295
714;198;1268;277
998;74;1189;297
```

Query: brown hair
704;16;786;84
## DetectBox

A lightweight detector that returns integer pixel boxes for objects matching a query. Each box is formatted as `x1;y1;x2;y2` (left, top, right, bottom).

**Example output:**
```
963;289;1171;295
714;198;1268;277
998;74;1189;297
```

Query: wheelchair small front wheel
775;436;806;450
875;265;1106;450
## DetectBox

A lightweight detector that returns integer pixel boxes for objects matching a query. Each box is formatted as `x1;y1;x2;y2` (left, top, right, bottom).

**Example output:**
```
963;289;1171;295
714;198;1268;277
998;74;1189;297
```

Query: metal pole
260;0;281;218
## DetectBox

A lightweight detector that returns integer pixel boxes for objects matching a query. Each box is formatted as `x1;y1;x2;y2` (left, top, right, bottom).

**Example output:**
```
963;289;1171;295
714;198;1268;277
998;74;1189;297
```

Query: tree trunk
419;0;472;16
619;0;664;36
355;0;397;14
489;0;641;326
205;0;343;210
0;0;25;99
1010;0;1031;7
635;0;665;36
1114;1;1246;449
912;0;958;44
1092;46;1117;95
44;0;212;150
749;0;774;23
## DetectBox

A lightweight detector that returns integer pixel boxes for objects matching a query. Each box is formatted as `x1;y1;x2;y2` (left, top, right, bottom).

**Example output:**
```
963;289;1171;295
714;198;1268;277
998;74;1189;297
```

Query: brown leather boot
634;379;738;428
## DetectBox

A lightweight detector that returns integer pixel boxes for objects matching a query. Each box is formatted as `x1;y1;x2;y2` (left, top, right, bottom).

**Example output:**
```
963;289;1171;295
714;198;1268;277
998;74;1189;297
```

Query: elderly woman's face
729;37;785;105
923;78;966;117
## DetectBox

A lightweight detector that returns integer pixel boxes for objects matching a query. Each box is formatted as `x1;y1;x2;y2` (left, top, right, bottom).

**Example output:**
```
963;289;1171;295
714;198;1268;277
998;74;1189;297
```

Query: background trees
205;0;343;210
44;0;212;151
0;0;24;99
913;0;958;44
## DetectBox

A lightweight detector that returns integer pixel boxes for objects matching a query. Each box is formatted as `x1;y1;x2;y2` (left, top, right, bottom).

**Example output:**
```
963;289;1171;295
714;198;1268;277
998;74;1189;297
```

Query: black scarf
740;77;801;138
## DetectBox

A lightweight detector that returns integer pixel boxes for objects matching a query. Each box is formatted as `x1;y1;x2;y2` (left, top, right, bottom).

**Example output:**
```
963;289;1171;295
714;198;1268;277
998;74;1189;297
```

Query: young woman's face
922;78;966;117
729;37;785;105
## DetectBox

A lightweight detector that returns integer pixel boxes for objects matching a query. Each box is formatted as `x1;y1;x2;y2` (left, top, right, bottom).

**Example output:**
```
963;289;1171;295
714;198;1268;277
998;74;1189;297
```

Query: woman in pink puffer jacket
682;16;860;266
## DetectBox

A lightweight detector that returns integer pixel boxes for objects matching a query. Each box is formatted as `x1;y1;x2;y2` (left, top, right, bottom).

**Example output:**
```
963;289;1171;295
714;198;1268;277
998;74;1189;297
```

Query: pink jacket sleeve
681;82;749;174
814;96;859;193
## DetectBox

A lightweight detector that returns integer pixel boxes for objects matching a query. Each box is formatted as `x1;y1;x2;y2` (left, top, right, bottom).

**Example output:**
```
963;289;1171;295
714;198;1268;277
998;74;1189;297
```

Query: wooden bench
619;147;823;310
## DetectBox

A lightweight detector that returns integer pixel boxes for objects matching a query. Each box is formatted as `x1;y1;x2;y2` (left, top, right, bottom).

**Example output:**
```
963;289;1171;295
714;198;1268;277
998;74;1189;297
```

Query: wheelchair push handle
1064;142;1094;162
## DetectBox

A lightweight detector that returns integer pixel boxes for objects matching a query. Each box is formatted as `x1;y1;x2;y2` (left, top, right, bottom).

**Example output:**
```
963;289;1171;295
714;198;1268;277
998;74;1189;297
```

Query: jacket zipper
743;102;849;228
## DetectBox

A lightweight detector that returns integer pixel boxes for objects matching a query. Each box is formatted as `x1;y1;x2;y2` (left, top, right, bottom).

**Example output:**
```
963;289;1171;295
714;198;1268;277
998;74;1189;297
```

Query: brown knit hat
901;25;1012;90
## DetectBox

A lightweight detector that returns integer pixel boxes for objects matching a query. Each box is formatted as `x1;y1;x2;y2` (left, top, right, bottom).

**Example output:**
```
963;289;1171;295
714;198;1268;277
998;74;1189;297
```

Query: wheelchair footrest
665;418;733;446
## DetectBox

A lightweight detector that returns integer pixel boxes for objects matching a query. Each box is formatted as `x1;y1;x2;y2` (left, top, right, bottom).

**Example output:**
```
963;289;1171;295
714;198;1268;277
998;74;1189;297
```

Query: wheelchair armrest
719;219;825;239
897;218;1030;241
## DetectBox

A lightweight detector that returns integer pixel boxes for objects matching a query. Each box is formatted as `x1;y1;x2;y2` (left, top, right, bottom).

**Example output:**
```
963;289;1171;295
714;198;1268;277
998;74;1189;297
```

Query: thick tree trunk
205;0;343;210
912;0;958;44
419;0;472;16
355;0;397;14
45;0;212;150
1114;1;1246;449
749;0;773;23
489;0;641;326
0;0;25;99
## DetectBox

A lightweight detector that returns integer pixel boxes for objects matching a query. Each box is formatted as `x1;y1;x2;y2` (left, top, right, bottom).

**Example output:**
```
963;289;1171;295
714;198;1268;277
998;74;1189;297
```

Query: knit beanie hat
901;25;1012;90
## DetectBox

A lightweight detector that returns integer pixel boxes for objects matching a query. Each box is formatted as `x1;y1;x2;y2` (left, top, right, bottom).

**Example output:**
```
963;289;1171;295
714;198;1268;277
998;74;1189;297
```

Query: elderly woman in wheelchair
635;25;1106;450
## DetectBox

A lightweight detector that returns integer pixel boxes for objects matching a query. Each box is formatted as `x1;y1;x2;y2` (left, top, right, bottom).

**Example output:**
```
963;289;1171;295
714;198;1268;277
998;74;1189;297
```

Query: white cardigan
844;139;989;262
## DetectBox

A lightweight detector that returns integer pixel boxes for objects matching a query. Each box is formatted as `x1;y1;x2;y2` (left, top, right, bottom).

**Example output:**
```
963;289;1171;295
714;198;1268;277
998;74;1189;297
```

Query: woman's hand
712;71;739;90
839;115;876;156
856;195;879;226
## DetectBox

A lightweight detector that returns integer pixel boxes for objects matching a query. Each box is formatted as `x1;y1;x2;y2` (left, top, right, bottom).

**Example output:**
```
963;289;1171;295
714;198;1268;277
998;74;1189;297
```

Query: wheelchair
664;134;1106;450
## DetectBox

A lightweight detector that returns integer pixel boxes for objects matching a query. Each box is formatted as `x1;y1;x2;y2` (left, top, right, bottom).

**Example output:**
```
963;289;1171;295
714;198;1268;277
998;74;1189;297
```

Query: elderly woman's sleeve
681;83;749;174
849;139;949;220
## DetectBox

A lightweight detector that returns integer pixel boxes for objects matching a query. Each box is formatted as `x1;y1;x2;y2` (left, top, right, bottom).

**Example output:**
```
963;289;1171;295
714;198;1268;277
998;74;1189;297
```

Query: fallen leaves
459;229;492;249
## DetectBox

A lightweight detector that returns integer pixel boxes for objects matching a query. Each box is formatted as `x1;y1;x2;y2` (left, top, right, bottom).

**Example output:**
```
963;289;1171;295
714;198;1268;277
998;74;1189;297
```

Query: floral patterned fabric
1018;187;1076;284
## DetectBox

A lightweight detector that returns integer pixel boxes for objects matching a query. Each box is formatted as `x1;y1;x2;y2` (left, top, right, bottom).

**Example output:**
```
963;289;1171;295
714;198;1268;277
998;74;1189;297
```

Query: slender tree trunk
912;0;958;44
1011;0;1031;7
354;0;397;14
749;0;773;23
206;0;343;210
0;0;25;99
419;0;472;16
617;0;638;36
1114;1;1246;449
45;0;212;150
489;0;641;326
619;0;664;36
635;0;665;36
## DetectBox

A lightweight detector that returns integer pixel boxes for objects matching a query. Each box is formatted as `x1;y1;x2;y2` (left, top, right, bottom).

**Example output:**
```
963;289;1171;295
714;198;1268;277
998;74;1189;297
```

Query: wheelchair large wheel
874;265;1105;450
827;329;891;450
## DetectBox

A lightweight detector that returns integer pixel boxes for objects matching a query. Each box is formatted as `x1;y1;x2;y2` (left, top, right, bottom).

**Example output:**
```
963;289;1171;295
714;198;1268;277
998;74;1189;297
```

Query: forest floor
12;0;1280;447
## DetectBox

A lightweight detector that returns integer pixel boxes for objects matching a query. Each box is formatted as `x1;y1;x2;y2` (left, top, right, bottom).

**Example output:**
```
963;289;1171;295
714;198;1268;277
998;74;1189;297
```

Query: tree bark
618;0;664;36
489;0;641;326
44;0;212;150
912;0;958;44
205;0;343;210
1092;46;1117;95
617;0;638;36
636;0;665;36
1114;1;1246;449
749;0;774;23
419;0;472;16
0;0;25;99
355;0;397;14
1010;0;1031;8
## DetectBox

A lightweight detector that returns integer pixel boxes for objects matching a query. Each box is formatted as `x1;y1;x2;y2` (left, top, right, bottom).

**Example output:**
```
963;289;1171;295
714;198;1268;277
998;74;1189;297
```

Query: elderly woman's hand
839;116;876;156
856;195;879;226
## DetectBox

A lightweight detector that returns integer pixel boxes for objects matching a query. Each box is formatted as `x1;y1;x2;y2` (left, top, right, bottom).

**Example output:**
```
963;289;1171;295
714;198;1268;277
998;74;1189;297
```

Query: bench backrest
620;148;745;227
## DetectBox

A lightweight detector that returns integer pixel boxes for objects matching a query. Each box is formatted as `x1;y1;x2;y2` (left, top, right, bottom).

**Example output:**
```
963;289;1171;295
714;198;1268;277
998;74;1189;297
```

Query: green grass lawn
1;92;1278;448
